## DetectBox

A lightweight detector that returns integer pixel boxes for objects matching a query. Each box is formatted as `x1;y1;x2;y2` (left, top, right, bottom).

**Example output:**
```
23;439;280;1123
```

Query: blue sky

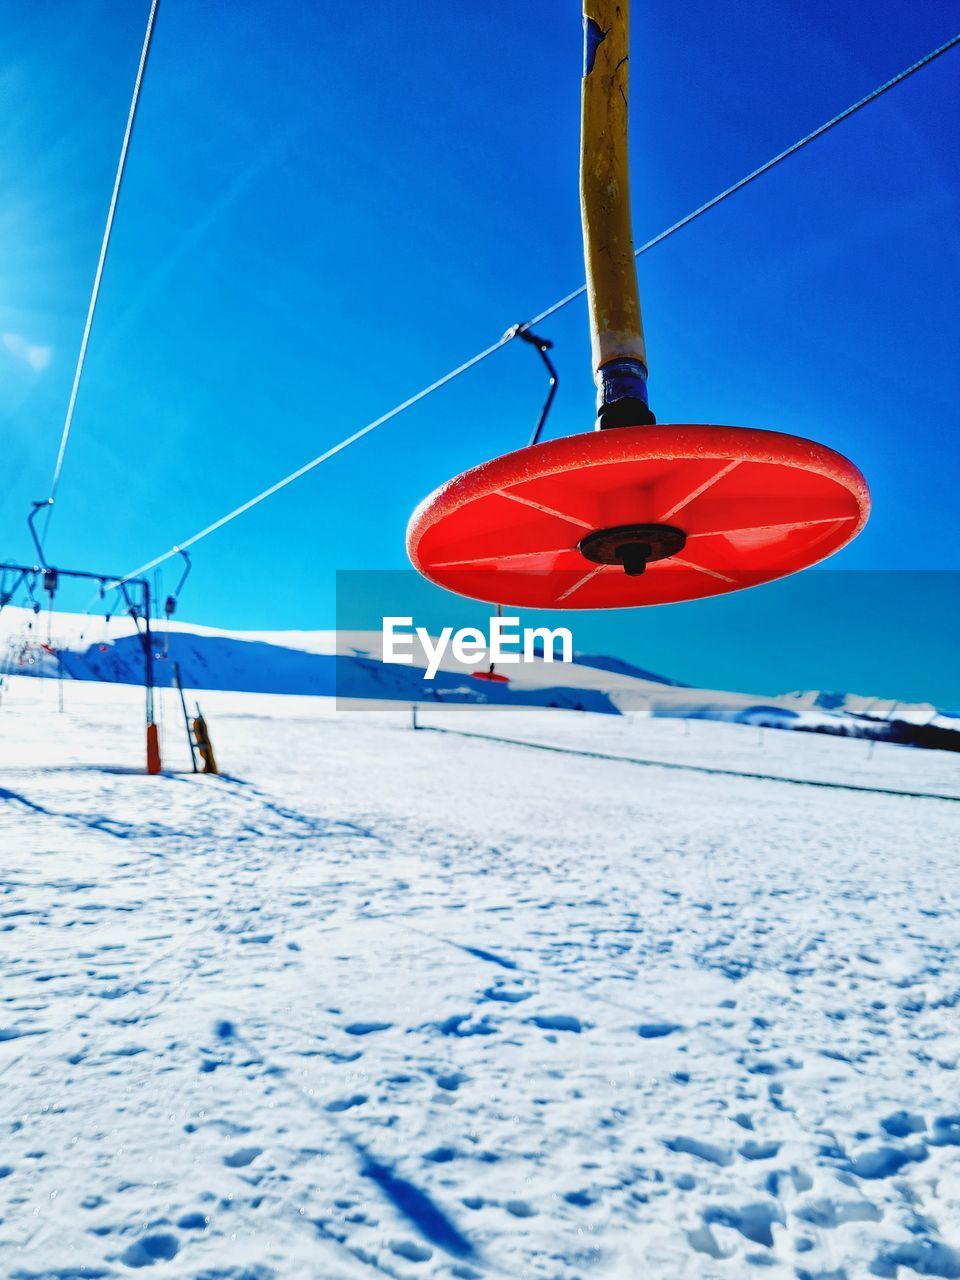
1;1;958;700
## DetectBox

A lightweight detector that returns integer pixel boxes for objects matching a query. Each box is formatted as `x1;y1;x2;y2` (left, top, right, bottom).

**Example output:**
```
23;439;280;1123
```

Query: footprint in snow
564;1189;597;1206
325;1094;367;1112
871;1239;960;1279
764;1168;813;1197
176;1211;209;1230
930;1115;960;1147
483;984;531;1004
846;1143;927;1179
437;1014;497;1038
435;1071;468;1092
505;1200;537;1218
344;1021;392;1036
424;1146;457;1163
738;1140;781;1161
702;1202;784;1248
793;1197;882;1229
688;1224;734;1260
389;1239;433;1263
223;1146;262;1168
880;1109;925;1138
120;1231;180;1268
664;1136;734;1167
531;1014;582;1033
638;1022;682;1039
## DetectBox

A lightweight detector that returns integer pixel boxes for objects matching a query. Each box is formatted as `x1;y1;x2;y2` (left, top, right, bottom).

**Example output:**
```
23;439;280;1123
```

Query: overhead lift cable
521;30;960;332
112;31;959;589
41;0;160;542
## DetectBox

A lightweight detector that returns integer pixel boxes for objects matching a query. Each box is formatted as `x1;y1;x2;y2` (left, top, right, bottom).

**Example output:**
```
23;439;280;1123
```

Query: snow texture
1;672;959;1279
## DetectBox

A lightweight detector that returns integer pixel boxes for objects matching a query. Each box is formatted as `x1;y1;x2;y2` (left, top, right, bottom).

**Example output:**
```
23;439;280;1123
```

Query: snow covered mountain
785;688;960;731
1;605;957;751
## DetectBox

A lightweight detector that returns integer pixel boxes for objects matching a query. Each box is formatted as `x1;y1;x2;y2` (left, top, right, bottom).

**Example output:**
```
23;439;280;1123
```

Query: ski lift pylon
406;0;869;609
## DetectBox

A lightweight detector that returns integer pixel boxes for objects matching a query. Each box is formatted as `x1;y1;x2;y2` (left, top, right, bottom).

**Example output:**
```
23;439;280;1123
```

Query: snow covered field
2;676;960;1279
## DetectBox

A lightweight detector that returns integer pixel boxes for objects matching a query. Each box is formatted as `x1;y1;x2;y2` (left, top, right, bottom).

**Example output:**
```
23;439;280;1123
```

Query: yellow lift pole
581;0;656;429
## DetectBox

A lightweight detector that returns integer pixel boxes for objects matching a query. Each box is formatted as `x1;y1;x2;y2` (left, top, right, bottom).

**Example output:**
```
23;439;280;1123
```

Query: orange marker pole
146;721;161;774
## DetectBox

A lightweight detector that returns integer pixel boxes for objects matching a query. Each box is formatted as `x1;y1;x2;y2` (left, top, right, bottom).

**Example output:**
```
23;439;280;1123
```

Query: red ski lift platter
407;424;870;610
471;669;511;684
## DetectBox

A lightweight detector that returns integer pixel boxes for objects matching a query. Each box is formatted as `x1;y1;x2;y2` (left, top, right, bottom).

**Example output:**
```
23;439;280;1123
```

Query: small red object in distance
407;424;870;609
471;669;511;684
